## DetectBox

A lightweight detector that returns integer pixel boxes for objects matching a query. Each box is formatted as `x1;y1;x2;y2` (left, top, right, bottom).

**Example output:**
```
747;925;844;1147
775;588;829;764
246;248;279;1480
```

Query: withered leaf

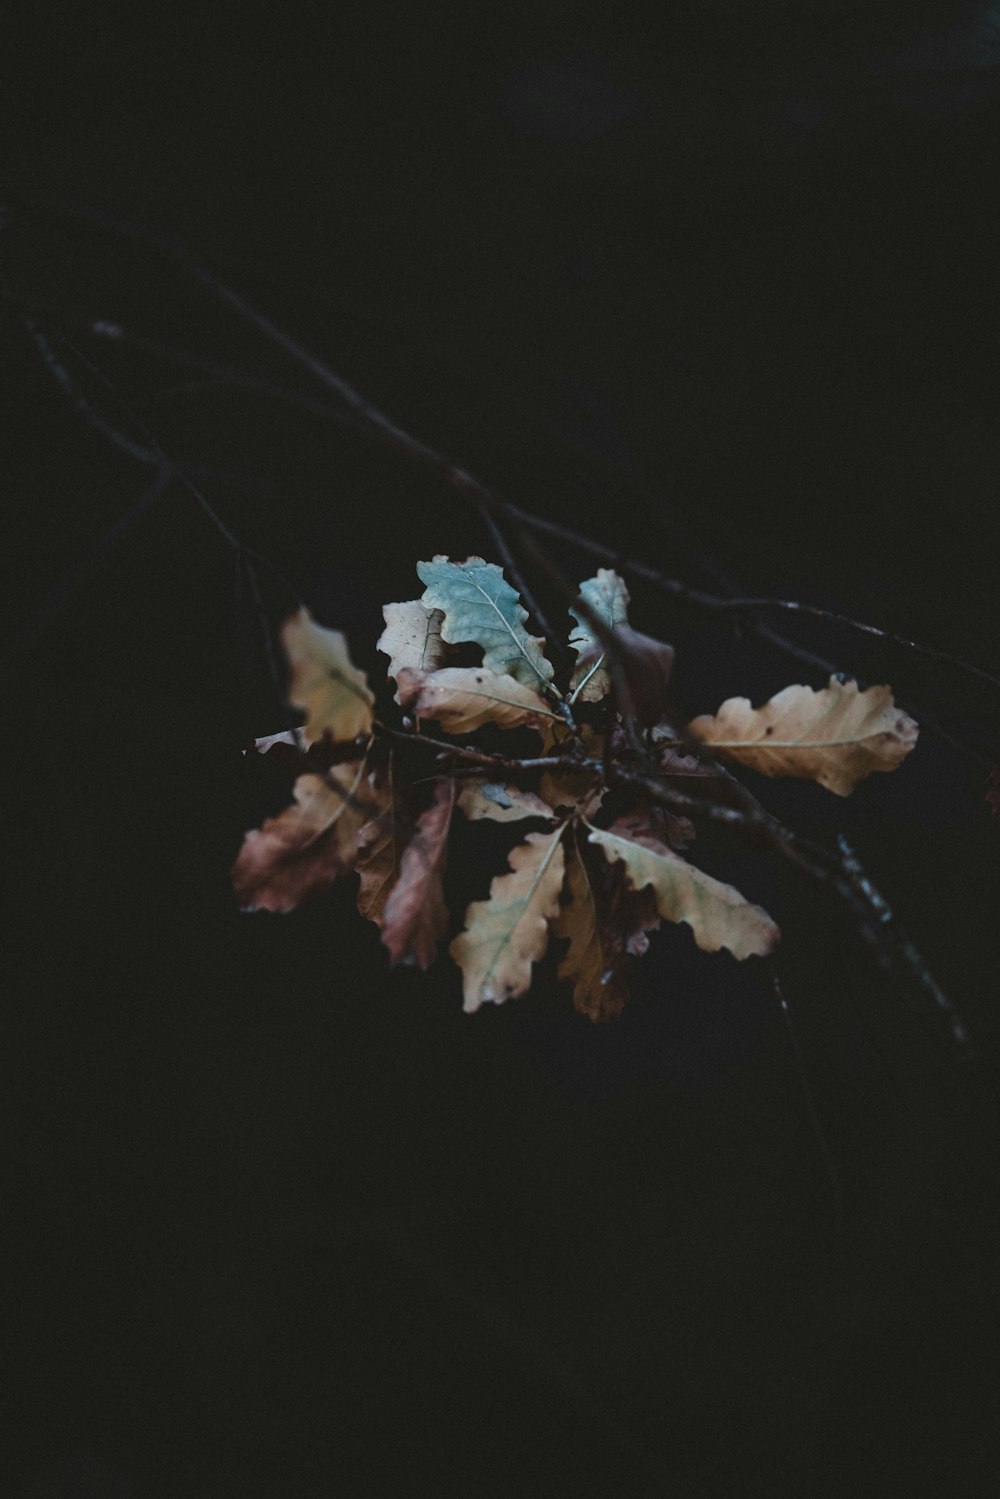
396;666;561;738
232;763;371;913
282;608;374;746
251;729;307;757
554;834;662;1021
538;765;604;819
612;804;695;855
553;831;629;1022
588;817;779;960
377;601;447;700
611;625;676;726
355;759;411;927
688;676;918;796
381;778;456;968
457;780;556;823
450;824;566;1012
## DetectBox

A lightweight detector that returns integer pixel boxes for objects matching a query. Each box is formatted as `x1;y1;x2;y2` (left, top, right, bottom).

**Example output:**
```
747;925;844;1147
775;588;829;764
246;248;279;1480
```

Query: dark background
3;5;1000;1494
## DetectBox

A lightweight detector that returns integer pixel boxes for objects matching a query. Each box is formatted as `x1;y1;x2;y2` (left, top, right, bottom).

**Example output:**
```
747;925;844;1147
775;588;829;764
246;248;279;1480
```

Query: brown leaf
450;824;566;1012
381;778;456;969
688;676;918;796
588;817;779;960
612;804;694;854
396;666;561;738
553;832;630;1022
355;760;411;926
538;765;604;819
610;626;675;726
377;601;447;700
232;764;370;913
282;608;374;746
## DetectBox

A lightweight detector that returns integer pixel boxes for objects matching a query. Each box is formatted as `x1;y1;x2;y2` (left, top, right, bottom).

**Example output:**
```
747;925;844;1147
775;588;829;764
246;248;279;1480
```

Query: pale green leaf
417;555;554;689
568;568;630;702
450;825;566;1012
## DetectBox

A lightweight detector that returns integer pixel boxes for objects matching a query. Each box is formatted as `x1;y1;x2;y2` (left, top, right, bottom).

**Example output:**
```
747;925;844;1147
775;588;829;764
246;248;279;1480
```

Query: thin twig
0;463;173;680
504;508;1000;695
768;960;844;1241
609;764;971;1055
22;319;283;497
15;208;983;1061
376;721;587;775
22;211;1000;706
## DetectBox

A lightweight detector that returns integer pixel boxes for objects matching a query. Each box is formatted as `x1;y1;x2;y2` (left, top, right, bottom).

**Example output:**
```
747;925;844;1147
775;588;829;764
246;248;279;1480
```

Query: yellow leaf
282;609;374;746
588;819;778;960
689;676;918;796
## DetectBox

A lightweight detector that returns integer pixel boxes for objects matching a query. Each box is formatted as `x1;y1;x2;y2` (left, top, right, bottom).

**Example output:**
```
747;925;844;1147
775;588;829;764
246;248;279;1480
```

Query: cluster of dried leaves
233;557;918;1019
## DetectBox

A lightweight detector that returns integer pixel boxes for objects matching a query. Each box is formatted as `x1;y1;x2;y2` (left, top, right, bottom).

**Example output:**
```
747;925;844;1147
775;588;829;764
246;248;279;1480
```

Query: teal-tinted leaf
417;556;554;690
568;568;630;702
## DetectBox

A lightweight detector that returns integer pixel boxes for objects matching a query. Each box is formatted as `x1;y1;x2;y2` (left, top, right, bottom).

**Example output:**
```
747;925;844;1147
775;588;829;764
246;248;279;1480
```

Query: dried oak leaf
381;778;456;969
232;763;370;913
613;626;676;726
355;761;411;927
688;676;917;796
588;817;779;960
457;780;556;823
552;831;658;1022
538;764;605;819
450;824;566;1012
282;608;374;746
377;601;447;701
417;556;555;690
396;666;561;738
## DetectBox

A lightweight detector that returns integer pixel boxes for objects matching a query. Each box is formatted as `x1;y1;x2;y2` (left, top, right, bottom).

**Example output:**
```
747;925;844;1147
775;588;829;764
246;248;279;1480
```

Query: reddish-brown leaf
381;778;457;968
232;765;370;913
355;760;412;927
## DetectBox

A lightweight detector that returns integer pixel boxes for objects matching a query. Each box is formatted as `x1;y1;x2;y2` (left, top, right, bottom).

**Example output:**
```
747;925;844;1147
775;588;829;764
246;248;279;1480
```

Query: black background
3;5;1000;1494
